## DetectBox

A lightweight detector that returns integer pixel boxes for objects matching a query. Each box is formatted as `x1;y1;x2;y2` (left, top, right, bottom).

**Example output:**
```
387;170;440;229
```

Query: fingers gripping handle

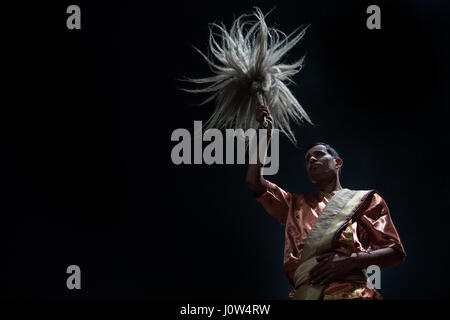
255;90;268;128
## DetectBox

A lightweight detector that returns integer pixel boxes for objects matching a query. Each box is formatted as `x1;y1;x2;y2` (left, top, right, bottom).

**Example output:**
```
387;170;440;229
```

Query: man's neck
315;176;342;197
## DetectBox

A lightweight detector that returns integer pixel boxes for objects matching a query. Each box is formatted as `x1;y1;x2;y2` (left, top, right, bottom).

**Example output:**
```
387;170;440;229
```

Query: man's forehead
305;145;327;158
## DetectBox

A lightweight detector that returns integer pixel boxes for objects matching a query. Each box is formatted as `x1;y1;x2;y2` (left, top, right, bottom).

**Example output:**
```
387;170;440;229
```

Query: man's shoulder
347;189;388;213
345;188;382;199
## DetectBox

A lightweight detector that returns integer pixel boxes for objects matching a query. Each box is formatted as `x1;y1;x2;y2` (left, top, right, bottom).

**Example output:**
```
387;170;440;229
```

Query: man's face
305;145;342;183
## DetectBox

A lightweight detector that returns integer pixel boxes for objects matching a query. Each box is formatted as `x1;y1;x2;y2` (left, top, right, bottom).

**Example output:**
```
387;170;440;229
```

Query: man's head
304;142;343;183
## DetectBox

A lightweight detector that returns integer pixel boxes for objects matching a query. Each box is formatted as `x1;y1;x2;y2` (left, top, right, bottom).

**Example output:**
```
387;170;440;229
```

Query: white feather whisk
179;7;313;144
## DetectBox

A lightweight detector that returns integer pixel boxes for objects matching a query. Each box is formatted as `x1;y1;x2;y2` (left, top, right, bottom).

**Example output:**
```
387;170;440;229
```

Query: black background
2;0;449;299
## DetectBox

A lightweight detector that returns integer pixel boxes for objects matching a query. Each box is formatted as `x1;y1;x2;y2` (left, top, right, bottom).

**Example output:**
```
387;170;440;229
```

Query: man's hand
309;248;405;285
309;252;356;285
255;105;273;131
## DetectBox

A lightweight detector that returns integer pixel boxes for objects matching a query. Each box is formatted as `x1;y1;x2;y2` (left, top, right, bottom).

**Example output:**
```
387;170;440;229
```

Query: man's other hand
309;252;356;285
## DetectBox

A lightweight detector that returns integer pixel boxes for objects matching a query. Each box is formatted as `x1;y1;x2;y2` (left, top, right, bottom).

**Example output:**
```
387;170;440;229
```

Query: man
246;106;406;300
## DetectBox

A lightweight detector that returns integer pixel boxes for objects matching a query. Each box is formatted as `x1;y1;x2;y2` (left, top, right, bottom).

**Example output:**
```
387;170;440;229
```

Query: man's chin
308;176;317;184
308;174;318;183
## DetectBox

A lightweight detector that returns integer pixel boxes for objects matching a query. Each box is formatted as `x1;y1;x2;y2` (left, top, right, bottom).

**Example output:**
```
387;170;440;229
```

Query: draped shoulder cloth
293;189;375;300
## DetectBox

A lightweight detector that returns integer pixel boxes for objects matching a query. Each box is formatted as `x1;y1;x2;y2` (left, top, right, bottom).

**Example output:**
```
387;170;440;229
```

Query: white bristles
179;7;313;144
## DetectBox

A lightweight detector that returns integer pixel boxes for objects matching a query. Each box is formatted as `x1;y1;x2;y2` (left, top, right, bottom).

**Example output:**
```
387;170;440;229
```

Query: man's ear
335;157;343;169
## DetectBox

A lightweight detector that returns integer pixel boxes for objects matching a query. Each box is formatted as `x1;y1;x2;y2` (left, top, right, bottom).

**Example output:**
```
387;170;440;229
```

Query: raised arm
245;105;273;195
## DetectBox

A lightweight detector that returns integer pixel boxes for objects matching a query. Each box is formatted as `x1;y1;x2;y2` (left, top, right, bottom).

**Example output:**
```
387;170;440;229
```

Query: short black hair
305;142;341;159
